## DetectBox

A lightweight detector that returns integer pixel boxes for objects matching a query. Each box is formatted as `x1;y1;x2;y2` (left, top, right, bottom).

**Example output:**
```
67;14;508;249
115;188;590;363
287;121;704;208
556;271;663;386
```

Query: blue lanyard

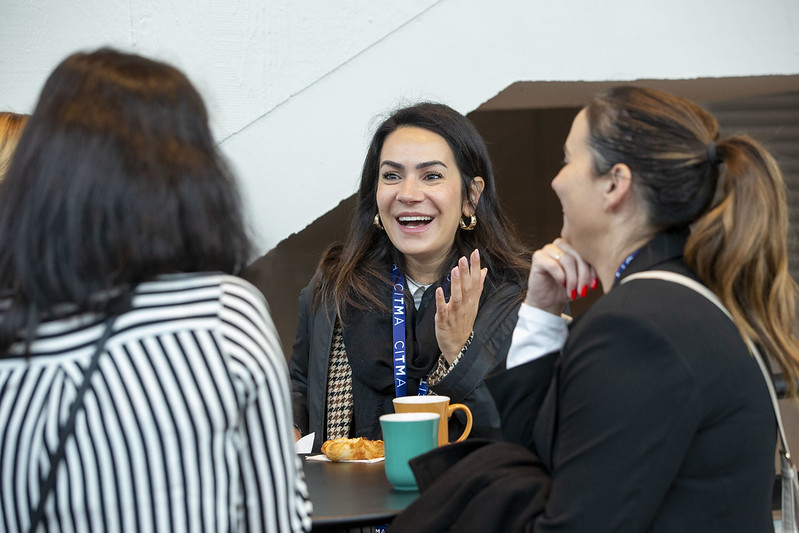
615;250;640;279
391;264;428;397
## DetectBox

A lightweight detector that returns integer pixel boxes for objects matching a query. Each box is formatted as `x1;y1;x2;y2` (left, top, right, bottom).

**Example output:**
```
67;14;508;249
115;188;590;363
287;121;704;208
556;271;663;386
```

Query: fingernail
460;256;467;267
580;285;588;298
590;277;598;290
453;267;459;278
571;288;577;300
474;248;480;259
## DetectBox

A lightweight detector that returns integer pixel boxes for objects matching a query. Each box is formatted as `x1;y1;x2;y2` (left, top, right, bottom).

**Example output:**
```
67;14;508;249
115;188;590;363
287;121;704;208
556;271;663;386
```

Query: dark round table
302;458;419;532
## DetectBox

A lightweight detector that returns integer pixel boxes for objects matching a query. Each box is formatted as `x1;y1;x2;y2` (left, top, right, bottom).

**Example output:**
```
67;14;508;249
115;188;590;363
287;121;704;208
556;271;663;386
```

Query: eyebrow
380;160;448;170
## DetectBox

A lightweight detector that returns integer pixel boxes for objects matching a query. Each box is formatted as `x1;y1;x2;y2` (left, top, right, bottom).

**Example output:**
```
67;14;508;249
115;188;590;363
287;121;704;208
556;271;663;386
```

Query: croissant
321;437;385;461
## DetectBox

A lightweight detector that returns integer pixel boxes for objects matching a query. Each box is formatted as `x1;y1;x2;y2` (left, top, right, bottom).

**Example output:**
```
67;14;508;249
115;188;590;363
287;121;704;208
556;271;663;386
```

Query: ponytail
685;135;799;396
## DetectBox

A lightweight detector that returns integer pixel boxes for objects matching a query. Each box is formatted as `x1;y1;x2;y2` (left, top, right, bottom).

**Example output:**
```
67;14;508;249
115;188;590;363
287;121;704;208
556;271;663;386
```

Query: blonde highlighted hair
585;86;799;396
686;136;799;396
0;112;29;181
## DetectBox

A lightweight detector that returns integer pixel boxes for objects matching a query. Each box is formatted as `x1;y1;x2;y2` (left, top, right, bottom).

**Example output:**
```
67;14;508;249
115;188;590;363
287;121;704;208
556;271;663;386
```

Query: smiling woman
377;126;484;290
289;102;530;452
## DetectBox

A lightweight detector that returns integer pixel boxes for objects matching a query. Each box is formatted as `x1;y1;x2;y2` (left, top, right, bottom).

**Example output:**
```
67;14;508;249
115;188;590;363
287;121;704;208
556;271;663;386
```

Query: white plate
305;454;384;463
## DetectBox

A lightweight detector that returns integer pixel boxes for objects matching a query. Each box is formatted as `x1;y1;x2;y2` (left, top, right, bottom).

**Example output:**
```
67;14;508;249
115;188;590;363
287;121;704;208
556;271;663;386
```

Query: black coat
394;231;777;532
289;269;524;452
390;439;551;533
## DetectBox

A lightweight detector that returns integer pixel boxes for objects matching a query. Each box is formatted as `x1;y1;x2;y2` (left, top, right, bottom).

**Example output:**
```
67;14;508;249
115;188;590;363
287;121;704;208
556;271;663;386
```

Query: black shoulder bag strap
28;311;121;532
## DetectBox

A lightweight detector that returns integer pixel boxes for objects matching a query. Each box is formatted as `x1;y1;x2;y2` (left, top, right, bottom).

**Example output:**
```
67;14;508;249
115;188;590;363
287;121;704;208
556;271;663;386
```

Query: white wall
3;0;799;253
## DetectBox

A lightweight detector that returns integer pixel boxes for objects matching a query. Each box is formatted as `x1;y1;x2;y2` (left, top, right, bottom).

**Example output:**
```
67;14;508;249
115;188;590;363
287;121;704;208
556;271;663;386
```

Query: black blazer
290;272;525;452
487;231;777;532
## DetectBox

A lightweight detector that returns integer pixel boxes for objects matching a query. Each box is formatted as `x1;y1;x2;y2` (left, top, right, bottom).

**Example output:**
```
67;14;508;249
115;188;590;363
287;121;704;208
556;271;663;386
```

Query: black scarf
341;273;448;440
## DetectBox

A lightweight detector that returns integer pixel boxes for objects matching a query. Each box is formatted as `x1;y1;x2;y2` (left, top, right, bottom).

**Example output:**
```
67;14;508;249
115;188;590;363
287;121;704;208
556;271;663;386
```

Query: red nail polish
571;288;577;300
590;277;598;290
580;285;588;298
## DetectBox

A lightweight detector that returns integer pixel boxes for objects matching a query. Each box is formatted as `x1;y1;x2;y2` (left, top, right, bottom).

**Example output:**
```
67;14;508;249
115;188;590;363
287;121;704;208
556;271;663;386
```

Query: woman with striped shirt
0;48;311;533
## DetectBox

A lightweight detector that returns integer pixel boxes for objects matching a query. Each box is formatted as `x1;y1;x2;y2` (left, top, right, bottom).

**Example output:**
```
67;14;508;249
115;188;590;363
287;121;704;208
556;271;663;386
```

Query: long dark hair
0;48;252;352
314;102;529;314
585;86;799;396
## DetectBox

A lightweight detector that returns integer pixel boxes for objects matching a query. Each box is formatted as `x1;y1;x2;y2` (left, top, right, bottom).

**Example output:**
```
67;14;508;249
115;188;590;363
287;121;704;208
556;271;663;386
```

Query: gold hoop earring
459;214;477;231
374;213;385;231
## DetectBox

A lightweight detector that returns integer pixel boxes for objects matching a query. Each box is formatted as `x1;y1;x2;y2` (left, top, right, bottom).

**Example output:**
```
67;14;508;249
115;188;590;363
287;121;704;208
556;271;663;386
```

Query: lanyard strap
615;249;640;280
391;264;428;397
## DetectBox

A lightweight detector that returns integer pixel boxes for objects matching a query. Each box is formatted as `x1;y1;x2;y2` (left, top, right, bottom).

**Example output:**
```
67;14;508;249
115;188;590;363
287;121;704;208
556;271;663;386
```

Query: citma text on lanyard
392;264;429;397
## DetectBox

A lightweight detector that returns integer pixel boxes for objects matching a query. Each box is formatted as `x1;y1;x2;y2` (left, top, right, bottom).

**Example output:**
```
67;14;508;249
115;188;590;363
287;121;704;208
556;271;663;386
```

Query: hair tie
706;142;720;166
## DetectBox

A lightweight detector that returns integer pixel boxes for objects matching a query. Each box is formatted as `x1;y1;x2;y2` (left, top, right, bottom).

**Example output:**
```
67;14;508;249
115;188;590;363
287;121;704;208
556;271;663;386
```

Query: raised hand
435;249;486;364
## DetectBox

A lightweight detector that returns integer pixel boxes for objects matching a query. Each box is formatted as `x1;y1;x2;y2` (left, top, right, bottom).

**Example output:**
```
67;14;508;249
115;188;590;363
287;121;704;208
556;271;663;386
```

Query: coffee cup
392;395;473;446
379;412;439;491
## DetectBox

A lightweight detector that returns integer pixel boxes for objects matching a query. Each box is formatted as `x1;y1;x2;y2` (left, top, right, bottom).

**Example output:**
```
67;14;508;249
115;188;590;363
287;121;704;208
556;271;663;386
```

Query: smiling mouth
398;216;433;228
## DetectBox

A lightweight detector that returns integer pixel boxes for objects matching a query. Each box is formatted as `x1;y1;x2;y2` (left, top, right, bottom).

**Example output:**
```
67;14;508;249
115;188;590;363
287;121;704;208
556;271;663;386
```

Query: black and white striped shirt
0;273;312;532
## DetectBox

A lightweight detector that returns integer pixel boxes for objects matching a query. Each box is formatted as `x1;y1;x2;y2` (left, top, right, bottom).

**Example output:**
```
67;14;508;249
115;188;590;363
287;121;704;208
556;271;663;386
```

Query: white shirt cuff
506;303;570;369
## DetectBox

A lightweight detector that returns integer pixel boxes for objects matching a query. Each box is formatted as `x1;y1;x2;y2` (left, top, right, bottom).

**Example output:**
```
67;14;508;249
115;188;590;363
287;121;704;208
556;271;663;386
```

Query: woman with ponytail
392;86;799;532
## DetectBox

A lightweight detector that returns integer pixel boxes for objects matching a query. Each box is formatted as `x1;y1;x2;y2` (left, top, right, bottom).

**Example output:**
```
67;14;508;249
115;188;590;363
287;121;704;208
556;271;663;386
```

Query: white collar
405;277;430;310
